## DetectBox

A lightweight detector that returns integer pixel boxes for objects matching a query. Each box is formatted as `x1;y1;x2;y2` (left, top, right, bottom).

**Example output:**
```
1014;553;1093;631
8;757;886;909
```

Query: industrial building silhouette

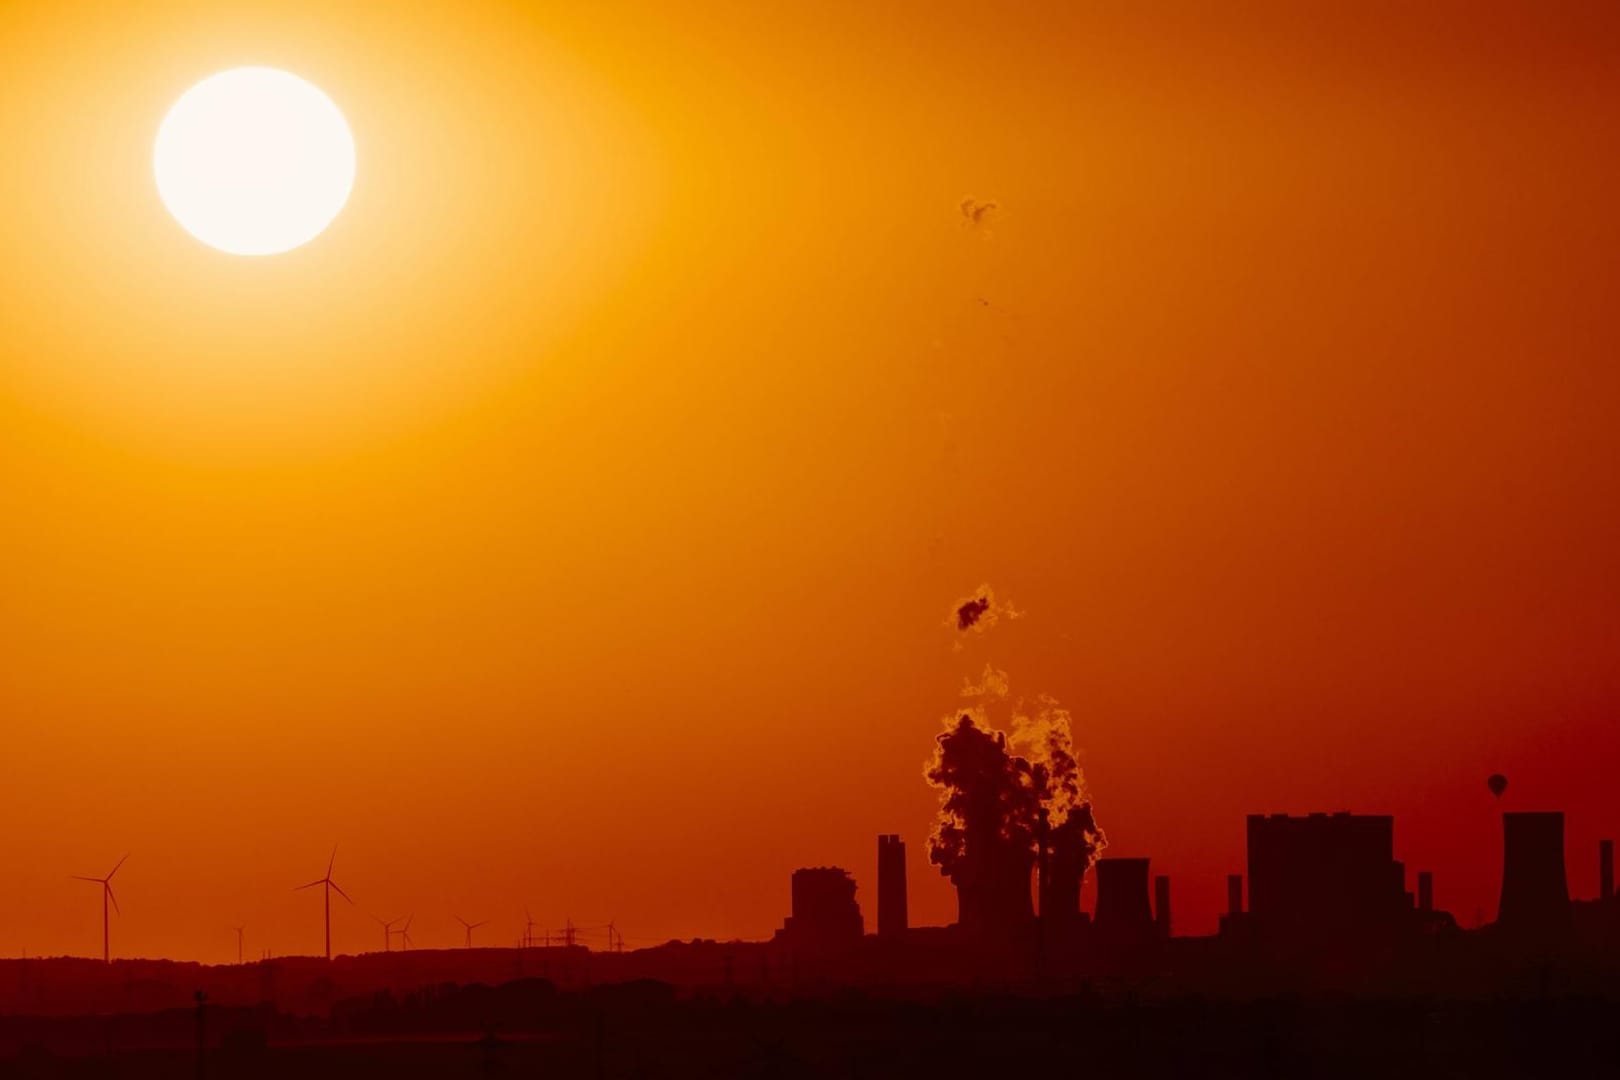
1497;810;1572;938
876;834;907;938
4;805;1618;1077
1092;857;1154;944
1242;812;1414;943
776;867;863;950
774;808;1616;972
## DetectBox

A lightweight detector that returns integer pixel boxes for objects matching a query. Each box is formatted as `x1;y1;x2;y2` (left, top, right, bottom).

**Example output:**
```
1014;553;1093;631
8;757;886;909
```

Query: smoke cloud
960;197;999;228
961;664;1010;702
925;676;1104;885
1011;695;1085;825
924;709;1034;882
950;584;1021;634
928;589;1103;934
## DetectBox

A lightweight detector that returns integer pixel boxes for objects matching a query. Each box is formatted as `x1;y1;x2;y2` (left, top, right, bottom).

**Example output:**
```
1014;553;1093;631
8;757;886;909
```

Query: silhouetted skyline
5;1;1620;1074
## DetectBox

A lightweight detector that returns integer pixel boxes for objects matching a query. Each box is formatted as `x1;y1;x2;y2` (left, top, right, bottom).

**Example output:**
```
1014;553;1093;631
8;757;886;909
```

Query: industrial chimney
877;834;908;938
1094;858;1154;943
1496;811;1572;938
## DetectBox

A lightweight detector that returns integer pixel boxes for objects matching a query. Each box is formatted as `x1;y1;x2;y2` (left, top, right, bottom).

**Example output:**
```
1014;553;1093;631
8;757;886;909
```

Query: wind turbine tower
72;854;128;964
295;847;353;961
456;915;488;949
373;914;402;953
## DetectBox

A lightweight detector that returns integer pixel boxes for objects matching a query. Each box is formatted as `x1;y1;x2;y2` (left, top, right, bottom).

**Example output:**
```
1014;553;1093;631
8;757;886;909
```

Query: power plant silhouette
1497;811;1573;939
15;781;1620;1080
53;807;1618;972
771;808;1616;975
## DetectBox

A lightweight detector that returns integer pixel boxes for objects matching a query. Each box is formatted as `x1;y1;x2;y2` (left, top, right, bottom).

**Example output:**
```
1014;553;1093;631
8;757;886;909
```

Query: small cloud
959;197;999;229
949;584;1023;634
956;594;991;631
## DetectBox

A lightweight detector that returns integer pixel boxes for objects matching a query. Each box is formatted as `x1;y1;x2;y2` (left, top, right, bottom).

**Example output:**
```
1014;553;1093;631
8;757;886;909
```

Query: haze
1;0;1618;962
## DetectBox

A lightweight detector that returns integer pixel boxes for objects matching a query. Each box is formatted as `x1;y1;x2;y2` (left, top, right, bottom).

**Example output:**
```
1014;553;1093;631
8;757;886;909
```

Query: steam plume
960;197;999;228
950;584;1021;634
925;674;1104;927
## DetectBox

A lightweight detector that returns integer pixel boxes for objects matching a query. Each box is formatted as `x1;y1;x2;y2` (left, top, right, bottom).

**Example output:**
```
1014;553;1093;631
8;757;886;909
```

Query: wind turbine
233;924;247;965
523;906;537;949
395;914;414;952
456;915;487;949
372;913;402;953
72;854;128;964
294;847;352;960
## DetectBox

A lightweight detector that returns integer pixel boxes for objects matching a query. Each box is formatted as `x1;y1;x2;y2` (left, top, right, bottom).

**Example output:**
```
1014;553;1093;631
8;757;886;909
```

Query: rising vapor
950;584;1021;634
925;661;1104;935
959;197;999;228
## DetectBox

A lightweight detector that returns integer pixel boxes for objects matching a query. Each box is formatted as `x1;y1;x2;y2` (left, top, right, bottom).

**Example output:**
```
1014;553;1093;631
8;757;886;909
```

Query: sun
154;68;356;257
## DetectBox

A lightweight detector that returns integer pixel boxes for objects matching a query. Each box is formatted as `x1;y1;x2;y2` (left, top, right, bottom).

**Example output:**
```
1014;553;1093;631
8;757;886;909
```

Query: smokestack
1417;871;1433;913
1497;811;1572;937
1227;874;1243;916
1094;858;1154;943
1600;839;1614;901
877;834;908;937
1153;874;1171;938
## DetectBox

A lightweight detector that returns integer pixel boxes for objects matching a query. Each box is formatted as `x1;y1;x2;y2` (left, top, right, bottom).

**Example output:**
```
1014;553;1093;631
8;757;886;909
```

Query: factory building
778;867;864;949
1245;812;1410;943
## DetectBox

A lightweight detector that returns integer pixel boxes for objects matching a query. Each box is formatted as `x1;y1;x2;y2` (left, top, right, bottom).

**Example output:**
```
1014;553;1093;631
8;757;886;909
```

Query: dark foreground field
5;988;1620;1079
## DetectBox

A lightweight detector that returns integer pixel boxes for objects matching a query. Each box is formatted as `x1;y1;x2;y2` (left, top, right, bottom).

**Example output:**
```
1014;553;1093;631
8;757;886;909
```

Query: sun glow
154;67;355;256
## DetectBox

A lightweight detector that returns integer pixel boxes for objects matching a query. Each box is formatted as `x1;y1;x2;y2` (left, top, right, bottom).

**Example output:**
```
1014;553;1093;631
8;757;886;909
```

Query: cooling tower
1496;811;1572;937
1094;858;1154;942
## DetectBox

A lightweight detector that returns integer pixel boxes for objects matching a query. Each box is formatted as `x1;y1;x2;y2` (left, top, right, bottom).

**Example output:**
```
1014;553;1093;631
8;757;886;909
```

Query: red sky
1;0;1618;961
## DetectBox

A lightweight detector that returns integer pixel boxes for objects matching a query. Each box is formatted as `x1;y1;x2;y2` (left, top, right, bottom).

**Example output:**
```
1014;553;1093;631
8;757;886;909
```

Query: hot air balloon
1487;773;1508;800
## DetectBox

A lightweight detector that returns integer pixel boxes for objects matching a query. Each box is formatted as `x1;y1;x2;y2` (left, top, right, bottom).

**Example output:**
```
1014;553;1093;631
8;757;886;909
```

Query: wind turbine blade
329;880;354;904
327;845;337;877
472;921;488;929
402;915;413;932
107;853;130;880
105;882;120;915
295;879;326;890
71;876;103;883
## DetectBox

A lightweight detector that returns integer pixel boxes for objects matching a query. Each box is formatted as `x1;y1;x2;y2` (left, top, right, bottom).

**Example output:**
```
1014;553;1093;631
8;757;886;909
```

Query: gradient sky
2;0;1618;962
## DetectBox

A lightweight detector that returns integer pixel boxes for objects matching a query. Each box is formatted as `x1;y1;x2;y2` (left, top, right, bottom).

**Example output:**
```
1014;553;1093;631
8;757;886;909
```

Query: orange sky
2;0;1619;962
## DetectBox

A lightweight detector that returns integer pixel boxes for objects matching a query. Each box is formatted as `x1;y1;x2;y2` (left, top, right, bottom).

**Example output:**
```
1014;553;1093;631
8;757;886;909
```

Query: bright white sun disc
154;67;355;256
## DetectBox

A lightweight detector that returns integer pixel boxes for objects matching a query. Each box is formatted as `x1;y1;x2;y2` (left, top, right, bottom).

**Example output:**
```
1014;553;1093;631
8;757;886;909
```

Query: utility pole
194;989;209;1079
